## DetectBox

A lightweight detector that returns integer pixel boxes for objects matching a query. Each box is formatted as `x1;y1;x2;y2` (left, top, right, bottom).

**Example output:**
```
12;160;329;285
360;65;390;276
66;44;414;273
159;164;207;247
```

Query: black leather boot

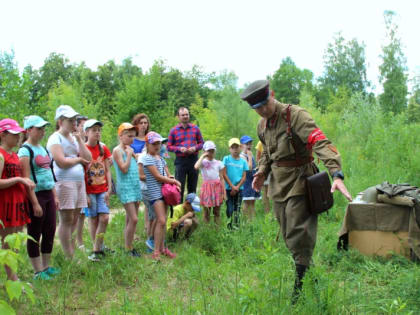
292;264;308;304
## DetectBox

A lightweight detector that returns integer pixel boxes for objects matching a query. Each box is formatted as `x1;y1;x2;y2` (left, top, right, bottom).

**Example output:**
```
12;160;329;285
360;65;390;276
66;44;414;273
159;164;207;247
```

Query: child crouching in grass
167;193;200;241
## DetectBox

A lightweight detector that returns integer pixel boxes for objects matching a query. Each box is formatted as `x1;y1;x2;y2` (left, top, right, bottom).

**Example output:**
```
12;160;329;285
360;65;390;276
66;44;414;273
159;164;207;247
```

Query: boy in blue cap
240;135;261;220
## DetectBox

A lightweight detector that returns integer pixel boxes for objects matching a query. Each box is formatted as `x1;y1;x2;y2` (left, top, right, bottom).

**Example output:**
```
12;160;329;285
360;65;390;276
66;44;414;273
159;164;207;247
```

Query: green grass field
5;198;420;315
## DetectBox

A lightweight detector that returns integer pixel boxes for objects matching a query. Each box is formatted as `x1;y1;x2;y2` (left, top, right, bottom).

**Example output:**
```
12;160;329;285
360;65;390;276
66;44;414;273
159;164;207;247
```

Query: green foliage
0;51;33;121
379;11;408;114
0;232;35;314
316;33;370;111
270;57;314;105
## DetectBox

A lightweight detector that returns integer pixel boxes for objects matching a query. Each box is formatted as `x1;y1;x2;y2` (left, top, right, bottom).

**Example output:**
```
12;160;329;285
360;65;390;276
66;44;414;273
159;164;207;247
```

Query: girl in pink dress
194;141;226;224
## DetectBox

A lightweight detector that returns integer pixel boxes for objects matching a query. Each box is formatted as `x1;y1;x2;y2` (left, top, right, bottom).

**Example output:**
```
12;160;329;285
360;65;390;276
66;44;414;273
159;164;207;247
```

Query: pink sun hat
0;118;25;134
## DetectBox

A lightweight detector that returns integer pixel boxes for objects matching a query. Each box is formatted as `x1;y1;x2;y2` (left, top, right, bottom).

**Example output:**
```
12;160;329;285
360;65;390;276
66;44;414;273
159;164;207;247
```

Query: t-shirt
47;132;84;182
200;158;224;181
131;138;146;154
84;142;111;194
222;155;249;190
137;153;148;191
143;154;167;200
166;204;186;231
18;143;55;192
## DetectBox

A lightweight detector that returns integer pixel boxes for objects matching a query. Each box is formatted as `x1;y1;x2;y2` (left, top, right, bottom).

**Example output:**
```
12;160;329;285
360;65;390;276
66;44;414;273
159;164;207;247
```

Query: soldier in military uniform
241;80;352;300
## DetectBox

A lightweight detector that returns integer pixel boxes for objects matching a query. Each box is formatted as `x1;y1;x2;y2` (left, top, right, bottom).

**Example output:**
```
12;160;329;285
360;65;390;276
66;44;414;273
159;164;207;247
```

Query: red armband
307;128;326;150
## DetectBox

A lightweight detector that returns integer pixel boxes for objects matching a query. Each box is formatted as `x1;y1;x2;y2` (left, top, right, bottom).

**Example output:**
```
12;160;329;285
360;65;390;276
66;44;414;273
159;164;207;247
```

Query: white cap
54;105;79;121
203;140;216;151
83;119;103;131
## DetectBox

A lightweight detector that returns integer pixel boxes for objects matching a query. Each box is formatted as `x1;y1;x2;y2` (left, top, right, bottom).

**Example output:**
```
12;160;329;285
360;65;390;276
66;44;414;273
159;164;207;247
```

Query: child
75;115;88;250
0;119;34;281
240;136;261;220
83;120;113;262
194;141;226;224
18;116;60;280
138;150;155;253
255;140;270;214
131;113;150;241
222;138;249;229
47;105;92;259
112;123;142;257
142;131;180;260
167;193;200;240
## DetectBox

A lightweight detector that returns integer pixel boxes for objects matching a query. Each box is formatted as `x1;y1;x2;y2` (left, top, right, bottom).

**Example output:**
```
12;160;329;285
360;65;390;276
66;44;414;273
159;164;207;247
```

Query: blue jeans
225;190;242;218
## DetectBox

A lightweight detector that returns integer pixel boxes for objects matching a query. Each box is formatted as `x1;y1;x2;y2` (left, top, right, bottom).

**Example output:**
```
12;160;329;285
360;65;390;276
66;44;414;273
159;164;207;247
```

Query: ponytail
98;140;104;157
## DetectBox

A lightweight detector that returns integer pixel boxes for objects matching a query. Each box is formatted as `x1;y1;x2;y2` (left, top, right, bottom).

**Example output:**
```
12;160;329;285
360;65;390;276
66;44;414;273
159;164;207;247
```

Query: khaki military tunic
257;100;342;266
257;100;342;202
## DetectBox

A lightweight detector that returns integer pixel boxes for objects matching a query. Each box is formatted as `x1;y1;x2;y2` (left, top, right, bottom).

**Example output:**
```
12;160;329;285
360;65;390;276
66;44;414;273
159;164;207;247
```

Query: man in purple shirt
167;107;204;202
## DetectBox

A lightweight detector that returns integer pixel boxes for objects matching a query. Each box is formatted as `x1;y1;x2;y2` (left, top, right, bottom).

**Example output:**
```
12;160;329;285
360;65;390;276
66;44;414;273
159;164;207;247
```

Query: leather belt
275;157;313;167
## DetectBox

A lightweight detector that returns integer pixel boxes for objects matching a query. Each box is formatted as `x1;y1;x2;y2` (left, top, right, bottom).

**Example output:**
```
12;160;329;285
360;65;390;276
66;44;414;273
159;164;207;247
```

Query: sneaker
88;252;101;262
33;271;52;280
44;267;60;276
151;250;161;260
162;247;176;259
101;244;115;254
127;249;141;257
145;238;155;251
97;250;106;257
78;245;86;251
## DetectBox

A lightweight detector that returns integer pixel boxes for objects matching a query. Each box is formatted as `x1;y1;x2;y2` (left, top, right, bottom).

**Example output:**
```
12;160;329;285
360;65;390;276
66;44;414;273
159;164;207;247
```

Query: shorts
142;190;155;221
55;181;88;210
150;197;164;206
85;193;110;217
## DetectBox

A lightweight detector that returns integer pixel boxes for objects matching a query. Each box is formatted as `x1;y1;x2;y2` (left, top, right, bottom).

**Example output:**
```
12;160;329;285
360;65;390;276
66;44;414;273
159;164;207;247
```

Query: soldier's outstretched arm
292;108;352;201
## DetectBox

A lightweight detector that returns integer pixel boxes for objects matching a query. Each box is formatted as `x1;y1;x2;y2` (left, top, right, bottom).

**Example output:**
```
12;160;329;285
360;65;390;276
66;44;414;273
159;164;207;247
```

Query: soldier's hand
252;172;266;192
331;178;352;202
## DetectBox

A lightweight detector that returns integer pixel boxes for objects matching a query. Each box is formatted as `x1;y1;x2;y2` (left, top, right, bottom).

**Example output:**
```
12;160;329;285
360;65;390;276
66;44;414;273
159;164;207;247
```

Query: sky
1;0;419;93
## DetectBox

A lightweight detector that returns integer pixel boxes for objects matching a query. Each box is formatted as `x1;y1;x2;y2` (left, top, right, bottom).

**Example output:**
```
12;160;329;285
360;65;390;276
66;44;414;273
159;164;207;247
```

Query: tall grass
3;95;420;314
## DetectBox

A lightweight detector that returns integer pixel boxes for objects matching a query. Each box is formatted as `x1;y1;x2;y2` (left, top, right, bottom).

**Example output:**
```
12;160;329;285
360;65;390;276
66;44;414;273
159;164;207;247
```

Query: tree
33;53;75;103
379;11;408;114
270;57;314;105
407;73;420;123
317;33;370;110
0;51;33;121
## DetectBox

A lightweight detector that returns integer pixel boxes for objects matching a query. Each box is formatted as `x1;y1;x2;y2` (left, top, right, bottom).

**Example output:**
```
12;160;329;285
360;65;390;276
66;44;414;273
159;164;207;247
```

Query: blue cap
186;193;201;212
240;135;253;144
23;115;50;130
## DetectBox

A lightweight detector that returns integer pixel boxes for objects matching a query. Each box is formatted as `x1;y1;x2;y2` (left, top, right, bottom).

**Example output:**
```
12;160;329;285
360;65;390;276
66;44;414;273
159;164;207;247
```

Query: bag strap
22;144;37;184
282;105;299;162
282;105;313;164
170;205;174;218
43;146;57;182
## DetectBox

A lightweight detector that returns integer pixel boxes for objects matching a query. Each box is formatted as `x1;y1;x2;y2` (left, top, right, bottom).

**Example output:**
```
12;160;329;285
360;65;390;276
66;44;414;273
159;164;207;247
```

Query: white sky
1;0;419;93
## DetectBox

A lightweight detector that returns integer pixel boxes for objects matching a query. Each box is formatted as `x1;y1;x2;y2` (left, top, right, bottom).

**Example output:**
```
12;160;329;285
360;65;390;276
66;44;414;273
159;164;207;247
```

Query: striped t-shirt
142;154;167;200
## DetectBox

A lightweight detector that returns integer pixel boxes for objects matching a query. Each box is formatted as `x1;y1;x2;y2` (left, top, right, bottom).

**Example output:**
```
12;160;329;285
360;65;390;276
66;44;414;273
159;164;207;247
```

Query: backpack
162;183;181;206
22;144;57;184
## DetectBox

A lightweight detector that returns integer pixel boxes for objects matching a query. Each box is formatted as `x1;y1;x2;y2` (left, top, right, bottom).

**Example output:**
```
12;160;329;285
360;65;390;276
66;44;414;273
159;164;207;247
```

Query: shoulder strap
282;105;299;162
22;144;37;184
43;146;57;182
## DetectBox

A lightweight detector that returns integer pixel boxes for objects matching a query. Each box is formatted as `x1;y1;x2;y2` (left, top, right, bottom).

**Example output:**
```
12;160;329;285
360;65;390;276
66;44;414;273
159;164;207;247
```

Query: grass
2;198;420;314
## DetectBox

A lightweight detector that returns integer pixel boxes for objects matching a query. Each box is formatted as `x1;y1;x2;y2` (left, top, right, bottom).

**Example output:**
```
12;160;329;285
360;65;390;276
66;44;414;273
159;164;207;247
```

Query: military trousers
273;195;318;266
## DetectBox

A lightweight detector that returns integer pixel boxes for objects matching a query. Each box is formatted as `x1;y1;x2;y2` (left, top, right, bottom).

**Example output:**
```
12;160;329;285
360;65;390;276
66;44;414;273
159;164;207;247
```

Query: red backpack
162;183;181;206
